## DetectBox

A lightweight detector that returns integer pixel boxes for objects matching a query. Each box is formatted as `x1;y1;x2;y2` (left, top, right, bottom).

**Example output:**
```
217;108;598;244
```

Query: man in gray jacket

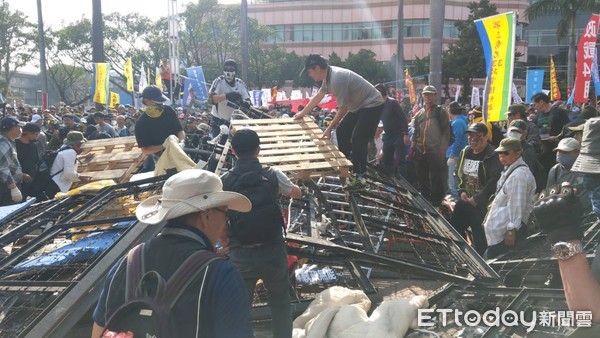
411;85;451;206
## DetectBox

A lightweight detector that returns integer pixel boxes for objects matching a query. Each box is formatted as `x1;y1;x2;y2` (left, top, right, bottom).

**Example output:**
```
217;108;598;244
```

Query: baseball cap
0;116;25;130
300;54;328;77
467;122;488;135
553;137;581;152
422;85;437;94
141;85;169;103
31;114;43;123
495;138;522;152
509;119;527;132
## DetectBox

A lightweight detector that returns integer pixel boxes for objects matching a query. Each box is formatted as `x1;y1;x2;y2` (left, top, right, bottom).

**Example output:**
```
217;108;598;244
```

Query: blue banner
567;87;576;105
183;66;209;105
252;90;262;107
593;48;600;96
526;69;544;103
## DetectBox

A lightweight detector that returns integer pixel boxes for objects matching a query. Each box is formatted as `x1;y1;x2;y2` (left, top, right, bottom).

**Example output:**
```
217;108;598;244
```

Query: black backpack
102;243;221;338
38;146;72;177
223;168;285;245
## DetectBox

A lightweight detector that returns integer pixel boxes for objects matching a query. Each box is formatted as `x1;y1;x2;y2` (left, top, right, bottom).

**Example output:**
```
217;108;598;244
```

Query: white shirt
483;157;536;246
209;76;251;120
51;148;81;193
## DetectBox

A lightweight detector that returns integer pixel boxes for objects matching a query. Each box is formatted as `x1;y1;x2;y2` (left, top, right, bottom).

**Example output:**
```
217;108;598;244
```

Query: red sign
41;92;48;110
574;14;600;103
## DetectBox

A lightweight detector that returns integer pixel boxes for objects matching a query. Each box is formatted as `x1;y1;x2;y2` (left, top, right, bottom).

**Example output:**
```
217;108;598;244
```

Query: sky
6;0;236;28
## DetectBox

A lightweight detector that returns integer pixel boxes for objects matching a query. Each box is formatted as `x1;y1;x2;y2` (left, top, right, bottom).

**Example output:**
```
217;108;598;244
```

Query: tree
526;0;600;89
344;49;387;83
442;0;498;102
0;0;37;98
47;63;91;105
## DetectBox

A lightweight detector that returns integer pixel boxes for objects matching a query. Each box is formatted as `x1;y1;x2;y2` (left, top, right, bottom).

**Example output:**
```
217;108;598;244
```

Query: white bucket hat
136;169;251;224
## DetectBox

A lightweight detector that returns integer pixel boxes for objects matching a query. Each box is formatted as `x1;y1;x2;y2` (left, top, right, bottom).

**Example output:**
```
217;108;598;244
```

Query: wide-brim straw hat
136;169;251;225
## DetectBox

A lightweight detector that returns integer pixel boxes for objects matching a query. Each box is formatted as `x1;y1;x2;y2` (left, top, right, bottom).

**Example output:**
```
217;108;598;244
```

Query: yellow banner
124;58;133;92
155;67;162;87
405;69;416;105
93;63;110;105
109;92;120;108
475;12;516;122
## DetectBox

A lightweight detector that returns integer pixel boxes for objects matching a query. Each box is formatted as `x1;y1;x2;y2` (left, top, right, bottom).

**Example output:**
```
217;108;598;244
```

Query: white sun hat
136;169;251;224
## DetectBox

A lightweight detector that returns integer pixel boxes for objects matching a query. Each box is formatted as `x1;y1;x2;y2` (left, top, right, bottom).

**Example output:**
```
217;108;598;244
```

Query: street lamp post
37;0;48;109
36;90;41;107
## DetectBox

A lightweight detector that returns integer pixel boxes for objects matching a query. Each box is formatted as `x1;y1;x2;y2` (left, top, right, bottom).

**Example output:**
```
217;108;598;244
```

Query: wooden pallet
229;117;352;180
77;136;146;183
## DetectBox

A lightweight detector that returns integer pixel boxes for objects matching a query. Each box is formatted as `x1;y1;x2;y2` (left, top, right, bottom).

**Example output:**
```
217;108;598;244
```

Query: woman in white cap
92;169;253;338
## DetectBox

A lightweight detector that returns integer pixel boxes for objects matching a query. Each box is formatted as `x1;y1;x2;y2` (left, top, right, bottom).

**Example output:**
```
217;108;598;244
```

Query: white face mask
506;131;522;140
224;71;235;82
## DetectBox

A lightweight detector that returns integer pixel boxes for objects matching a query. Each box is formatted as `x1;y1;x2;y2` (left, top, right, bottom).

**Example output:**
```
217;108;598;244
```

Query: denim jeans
382;133;407;178
447;159;458;198
228;242;292;338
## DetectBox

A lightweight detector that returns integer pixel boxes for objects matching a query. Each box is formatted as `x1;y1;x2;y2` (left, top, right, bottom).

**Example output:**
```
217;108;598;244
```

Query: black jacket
456;143;503;208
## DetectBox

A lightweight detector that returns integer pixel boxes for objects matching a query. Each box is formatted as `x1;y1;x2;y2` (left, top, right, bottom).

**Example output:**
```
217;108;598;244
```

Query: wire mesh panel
0;195;94;245
313;167;499;283
489;215;600;288
411;284;578;337
0;176;168;337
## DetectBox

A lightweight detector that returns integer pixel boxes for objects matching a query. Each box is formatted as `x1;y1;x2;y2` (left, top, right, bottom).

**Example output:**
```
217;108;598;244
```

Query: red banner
574;14;600;103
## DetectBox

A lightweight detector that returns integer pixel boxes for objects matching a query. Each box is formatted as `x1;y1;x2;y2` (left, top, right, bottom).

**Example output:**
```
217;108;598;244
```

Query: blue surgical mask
557;153;578;170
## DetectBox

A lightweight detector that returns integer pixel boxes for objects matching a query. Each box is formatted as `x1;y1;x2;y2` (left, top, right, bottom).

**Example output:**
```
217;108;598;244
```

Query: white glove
179;141;186;149
447;157;457;167
10;187;23;203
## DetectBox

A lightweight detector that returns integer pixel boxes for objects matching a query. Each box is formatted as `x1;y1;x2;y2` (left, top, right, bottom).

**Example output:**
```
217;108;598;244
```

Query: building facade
248;0;530;65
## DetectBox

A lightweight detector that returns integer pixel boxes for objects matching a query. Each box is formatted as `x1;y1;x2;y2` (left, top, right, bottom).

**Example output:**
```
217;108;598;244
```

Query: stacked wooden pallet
229;117;352;180
77;136;146;183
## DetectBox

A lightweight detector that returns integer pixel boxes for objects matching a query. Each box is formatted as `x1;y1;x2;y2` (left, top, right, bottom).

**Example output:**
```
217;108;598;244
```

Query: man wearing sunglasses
483;138;536;259
450;122;502;255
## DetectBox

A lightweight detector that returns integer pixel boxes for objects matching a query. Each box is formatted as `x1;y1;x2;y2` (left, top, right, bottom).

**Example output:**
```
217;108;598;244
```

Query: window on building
404;19;430;38
443;20;459;38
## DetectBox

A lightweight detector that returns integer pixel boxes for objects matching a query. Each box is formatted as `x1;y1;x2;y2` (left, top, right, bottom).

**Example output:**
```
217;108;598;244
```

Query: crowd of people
2;54;600;336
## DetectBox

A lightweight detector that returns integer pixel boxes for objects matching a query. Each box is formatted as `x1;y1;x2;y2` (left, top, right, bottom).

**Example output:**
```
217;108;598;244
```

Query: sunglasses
223;67;235;72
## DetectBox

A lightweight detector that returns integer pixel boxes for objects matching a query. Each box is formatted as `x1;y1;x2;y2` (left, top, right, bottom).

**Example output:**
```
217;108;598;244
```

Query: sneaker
344;176;367;191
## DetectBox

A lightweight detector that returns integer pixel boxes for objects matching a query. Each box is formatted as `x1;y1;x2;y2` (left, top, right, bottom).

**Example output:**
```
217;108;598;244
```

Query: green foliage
0;0;37;97
47;63;91;105
344;49;387;83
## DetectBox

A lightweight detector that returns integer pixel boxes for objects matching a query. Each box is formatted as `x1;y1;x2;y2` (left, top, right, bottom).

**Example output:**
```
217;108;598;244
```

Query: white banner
471;87;481;107
454;85;461;102
511;83;523;104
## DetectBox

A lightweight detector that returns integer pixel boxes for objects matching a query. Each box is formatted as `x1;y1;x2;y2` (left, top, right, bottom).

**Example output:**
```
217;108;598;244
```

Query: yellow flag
93;63;110;105
109;92;120;108
124;58;133;92
155;67;162;87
